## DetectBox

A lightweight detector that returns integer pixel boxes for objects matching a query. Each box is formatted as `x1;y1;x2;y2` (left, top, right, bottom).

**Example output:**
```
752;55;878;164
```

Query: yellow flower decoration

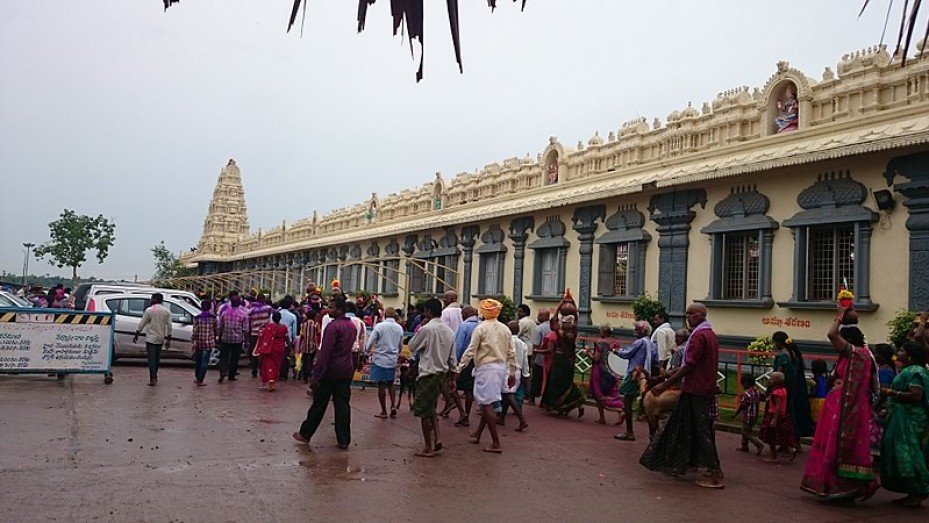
836;289;855;300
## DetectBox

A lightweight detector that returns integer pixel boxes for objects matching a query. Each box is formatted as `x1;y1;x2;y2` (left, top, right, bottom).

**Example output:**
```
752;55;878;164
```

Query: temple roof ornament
838;45;890;76
760;61;815;103
620;117;649;137
681;102;699;119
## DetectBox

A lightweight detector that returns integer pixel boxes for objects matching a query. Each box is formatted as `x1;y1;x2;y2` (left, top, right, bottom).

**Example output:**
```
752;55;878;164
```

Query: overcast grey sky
0;1;897;281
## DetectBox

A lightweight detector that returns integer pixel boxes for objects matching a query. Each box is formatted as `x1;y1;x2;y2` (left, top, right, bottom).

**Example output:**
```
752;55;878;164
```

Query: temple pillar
649;190;707;326
402;235;418;307
508;217;535;304
884;152;929;309
459;226;479;304
572;205;605;326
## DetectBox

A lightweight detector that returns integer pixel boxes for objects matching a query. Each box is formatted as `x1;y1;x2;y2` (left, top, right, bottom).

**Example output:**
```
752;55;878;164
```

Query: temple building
181;44;929;347
195;159;251;258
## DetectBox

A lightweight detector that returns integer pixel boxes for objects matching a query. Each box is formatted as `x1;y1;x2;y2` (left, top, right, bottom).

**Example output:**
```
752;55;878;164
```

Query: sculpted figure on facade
774;84;799;133
367;193;378;223
547;161;558;184
433;172;444;210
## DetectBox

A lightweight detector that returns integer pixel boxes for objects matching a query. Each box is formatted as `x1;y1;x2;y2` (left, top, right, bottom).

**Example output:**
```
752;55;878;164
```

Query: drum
606;351;627;379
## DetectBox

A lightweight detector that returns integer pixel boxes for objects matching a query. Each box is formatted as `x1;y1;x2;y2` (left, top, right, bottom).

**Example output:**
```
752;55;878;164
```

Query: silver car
89;293;218;365
0;291;33;308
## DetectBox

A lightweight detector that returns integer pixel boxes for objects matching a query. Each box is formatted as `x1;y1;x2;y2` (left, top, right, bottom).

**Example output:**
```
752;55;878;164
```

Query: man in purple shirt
294;296;355;450
217;291;249;383
640;303;723;489
247;293;273;378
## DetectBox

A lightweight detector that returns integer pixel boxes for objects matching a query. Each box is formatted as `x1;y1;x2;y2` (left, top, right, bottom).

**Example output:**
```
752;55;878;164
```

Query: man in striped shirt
217;291;249;383
191;299;216;386
247;294;273;378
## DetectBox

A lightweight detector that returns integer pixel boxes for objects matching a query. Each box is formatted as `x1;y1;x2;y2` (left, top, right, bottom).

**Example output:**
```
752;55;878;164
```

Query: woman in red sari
800;305;878;501
253;311;290;392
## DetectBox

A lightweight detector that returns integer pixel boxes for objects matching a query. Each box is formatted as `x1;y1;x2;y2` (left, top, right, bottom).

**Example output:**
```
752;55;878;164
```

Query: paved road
0;366;915;522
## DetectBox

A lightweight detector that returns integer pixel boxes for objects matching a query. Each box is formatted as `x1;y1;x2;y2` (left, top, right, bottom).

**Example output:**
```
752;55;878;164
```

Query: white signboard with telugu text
0;308;114;373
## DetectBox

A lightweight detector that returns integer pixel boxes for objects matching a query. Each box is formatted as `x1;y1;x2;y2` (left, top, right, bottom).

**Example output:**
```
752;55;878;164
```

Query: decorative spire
196;159;250;258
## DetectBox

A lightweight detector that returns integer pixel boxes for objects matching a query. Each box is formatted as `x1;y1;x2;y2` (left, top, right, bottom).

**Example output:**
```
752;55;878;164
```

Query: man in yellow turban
479;298;502;320
454;298;517;454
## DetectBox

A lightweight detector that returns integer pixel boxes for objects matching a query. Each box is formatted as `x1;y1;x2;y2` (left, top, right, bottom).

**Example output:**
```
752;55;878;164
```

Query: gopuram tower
196;159;250;257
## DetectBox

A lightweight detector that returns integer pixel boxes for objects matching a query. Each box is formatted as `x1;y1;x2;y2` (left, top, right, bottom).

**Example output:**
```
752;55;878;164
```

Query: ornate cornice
189;113;929;263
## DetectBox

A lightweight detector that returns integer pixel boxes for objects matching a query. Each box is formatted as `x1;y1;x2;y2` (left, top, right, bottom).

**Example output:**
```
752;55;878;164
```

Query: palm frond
901;0;923;64
165;0;523;80
859;0;872;18
861;0;925;64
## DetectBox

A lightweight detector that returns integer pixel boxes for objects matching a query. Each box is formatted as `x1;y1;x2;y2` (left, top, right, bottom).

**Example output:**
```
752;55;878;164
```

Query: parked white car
0;291;33;308
89;293;218;365
84;284;201;311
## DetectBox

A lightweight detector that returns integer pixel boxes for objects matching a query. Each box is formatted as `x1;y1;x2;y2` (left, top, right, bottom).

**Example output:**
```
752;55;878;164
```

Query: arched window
780;172;878;310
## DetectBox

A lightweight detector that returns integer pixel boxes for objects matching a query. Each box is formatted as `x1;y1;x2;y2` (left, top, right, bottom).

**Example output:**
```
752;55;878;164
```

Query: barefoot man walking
640;303;724;489
454;299;517;454
408;298;457;458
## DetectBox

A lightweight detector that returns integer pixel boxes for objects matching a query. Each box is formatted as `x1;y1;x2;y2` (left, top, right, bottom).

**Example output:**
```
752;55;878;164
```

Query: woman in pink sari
800;305;878;501
586;325;624;425
253;311;289;392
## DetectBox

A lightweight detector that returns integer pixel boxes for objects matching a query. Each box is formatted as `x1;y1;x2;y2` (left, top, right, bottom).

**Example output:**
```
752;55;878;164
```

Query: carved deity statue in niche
774;85;799;133
367;196;377;223
433;173;443;210
546;160;559;184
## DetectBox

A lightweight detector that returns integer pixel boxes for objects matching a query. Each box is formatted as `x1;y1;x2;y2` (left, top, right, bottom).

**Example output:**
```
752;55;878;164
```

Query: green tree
151;241;191;282
34;210;116;285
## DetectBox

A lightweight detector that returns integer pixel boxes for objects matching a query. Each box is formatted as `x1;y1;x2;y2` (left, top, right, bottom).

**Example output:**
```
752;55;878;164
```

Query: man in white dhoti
454;299;517;454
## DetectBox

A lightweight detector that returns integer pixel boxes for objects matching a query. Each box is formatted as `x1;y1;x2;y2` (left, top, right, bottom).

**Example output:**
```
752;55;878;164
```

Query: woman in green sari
879;341;929;508
771;332;814;445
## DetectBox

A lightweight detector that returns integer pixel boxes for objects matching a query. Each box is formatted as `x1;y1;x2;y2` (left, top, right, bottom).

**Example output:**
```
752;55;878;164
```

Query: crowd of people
16;283;75;309
130;280;929;508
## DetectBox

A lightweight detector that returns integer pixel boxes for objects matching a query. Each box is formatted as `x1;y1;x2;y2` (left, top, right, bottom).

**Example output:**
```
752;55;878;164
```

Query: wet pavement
0;366;918;522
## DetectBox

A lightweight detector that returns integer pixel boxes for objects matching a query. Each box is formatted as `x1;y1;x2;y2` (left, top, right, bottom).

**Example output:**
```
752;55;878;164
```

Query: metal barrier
573;336;840;407
354;332;841;408
719;348;838;396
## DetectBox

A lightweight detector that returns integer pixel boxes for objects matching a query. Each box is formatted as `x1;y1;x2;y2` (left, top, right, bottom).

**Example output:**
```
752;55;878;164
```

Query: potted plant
746;335;777;365
632;292;666;322
494;294;517;324
887;309;918;348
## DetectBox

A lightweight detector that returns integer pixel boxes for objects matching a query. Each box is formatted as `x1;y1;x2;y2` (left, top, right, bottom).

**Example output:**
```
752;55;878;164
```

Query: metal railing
573;336;840;407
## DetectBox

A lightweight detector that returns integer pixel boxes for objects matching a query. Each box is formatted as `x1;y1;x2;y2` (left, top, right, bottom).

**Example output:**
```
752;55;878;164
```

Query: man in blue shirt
615;320;655;442
450;305;479;427
365;308;404;418
278;295;299;341
278;295;299;381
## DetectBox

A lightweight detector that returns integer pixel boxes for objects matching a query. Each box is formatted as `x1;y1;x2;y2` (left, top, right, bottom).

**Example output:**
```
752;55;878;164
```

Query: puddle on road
285;457;379;483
